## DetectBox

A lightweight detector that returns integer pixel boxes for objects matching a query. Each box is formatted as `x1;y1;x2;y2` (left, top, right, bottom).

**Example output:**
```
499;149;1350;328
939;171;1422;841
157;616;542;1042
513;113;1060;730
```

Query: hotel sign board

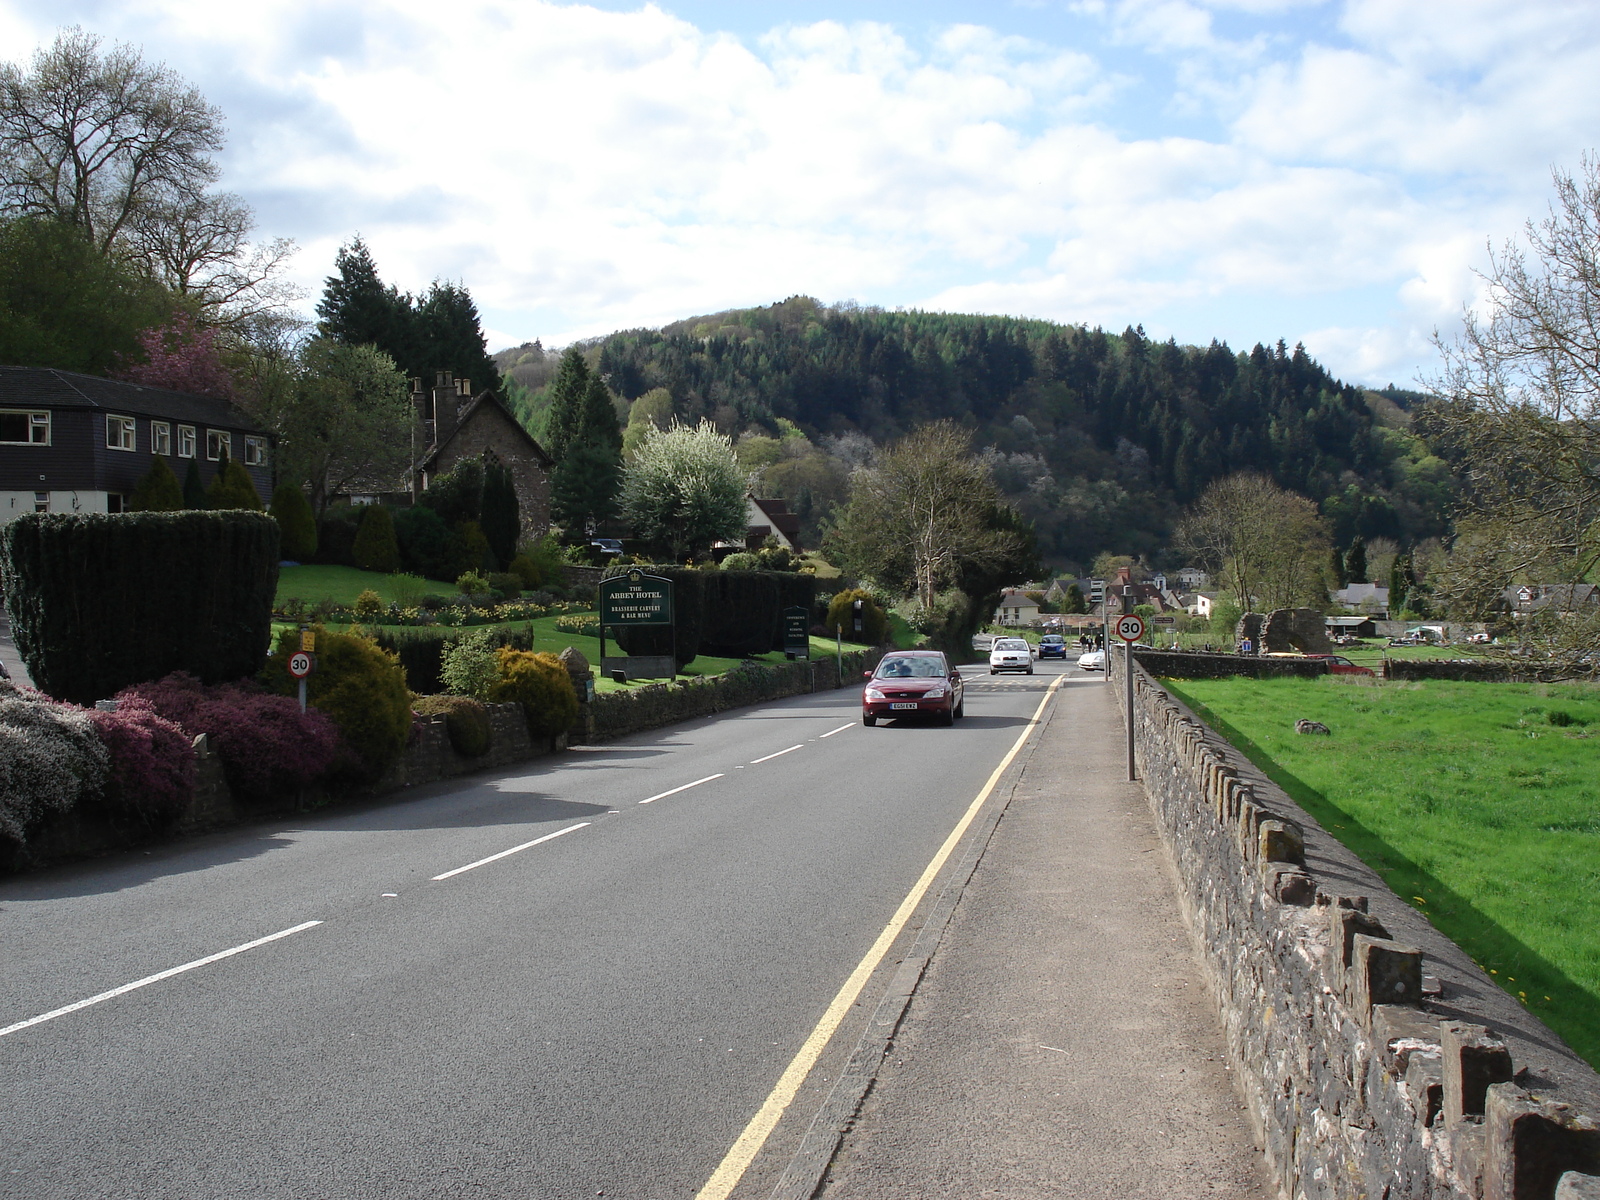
599;570;674;627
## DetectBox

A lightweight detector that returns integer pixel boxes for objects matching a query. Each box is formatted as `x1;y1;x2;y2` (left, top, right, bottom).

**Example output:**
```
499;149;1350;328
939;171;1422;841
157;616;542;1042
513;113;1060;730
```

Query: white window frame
33;491;49;512
106;414;137;451
0;410;51;446
178;425;196;458
206;429;231;461
150;421;171;456
243;435;265;465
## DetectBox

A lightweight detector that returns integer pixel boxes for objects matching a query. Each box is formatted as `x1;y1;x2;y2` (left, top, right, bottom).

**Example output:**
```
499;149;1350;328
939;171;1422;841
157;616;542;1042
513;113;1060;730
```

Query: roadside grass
276;564;433;607
1160;675;1600;1069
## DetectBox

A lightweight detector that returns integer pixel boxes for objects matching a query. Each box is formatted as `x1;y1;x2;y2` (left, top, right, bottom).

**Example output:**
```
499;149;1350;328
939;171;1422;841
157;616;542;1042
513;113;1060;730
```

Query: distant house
1326;615;1377;638
1334;582;1389;614
411;372;554;535
1187;592;1221;618
993;588;1041;626
745;495;802;551
0;366;272;521
1505;584;1600;615
1174;566;1209;590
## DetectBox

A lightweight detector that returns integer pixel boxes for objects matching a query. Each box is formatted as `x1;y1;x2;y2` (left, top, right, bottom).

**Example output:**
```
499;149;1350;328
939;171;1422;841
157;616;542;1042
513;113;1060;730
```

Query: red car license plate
889;702;919;710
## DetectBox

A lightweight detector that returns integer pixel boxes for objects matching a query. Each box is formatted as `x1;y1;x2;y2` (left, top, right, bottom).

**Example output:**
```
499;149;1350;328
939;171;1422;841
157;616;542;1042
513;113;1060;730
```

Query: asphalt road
0;661;1073;1199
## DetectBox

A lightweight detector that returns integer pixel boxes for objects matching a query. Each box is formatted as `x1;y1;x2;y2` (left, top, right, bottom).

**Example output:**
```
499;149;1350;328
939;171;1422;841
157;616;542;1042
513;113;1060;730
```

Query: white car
1077;648;1106;671
989;637;1034;674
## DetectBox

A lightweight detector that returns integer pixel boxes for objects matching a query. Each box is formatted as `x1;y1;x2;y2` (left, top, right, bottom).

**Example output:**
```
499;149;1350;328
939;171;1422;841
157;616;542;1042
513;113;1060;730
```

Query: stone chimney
432;370;459;446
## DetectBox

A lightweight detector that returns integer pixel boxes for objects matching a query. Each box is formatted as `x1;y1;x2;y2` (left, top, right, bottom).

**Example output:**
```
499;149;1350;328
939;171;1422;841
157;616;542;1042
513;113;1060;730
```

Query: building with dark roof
0;367;272;520
409;372;554;536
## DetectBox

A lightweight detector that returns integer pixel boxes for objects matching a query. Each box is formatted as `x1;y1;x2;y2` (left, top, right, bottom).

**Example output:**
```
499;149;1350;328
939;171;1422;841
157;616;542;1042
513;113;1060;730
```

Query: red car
862;650;965;726
1308;654;1376;677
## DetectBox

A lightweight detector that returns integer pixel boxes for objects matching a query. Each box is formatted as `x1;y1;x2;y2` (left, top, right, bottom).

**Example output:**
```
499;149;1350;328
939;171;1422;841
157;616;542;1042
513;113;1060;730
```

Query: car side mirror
863;671;872;679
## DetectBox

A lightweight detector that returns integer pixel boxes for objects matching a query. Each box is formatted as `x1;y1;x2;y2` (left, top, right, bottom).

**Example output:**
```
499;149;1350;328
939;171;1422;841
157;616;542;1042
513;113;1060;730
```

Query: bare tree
830;422;1030;609
1423;155;1600;671
0;27;300;329
1174;472;1332;611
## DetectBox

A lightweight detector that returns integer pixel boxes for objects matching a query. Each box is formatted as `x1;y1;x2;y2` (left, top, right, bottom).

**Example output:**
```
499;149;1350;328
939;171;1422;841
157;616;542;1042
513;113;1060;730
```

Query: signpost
782;605;809;660
288;650;314;713
598;570;676;681
1115;612;1144;781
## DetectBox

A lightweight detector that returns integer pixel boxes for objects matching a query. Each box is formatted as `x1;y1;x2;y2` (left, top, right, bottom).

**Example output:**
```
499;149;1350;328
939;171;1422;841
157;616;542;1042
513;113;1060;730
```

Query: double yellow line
695;673;1065;1199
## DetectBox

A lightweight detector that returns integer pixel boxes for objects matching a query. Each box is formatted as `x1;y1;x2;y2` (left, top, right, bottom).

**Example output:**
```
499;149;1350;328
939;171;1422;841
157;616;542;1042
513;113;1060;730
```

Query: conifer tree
544;348;592;461
128;457;184;511
352;505;401;573
315;236;413;361
182;458;208;509
415;281;501;397
270;483;318;560
479;457;520;571
1344;536;1367;585
206;452;263;510
549;439;622;533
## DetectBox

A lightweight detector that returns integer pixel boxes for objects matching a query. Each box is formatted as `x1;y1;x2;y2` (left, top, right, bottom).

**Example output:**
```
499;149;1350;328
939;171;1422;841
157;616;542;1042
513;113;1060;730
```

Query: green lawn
276;564;432;607
1161;675;1600;1070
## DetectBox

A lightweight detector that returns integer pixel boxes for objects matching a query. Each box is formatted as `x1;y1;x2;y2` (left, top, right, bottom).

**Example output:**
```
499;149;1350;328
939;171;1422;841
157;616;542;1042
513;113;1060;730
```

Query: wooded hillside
497;296;1453;569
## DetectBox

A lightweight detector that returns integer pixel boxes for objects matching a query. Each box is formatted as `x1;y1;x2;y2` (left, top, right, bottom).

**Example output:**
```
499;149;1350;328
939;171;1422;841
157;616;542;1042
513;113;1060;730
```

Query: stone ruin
1235;608;1331;656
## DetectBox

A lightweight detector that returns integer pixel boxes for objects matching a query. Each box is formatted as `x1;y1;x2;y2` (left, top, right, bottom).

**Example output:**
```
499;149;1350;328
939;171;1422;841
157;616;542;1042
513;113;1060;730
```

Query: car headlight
924;687;945;699
864;687;885;700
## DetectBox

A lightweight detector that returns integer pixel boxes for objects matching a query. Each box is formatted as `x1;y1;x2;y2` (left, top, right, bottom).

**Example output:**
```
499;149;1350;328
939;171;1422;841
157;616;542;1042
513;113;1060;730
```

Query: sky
3;0;1598;388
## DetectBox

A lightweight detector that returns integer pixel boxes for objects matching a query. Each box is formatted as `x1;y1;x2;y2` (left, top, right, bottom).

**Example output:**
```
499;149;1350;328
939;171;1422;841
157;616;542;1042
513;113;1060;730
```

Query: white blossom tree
619;419;749;560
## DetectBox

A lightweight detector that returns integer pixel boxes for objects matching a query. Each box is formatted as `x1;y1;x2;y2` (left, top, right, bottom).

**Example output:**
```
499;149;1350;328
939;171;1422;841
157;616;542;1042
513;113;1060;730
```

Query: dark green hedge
376;626;541;694
0;512;280;704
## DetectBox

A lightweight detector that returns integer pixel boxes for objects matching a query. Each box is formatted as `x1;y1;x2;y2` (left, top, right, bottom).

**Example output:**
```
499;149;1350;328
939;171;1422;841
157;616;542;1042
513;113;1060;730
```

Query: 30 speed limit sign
287;651;314;679
1115;614;1145;643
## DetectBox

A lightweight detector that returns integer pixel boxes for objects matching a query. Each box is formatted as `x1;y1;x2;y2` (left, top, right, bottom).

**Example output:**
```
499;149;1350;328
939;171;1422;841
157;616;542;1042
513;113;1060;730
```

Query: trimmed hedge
377;626;544;695
412;694;493;757
0;512;280;704
584;648;882;742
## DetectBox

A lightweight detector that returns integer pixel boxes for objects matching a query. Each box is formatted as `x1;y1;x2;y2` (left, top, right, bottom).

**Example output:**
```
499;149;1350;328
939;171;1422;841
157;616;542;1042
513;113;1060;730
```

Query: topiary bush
119;673;340;803
393;504;470;582
487;648;578;739
719;552;759;571
352;505;401;573
87;697;196;830
0;511;280;705
603;563;705;669
826;588;887;646
314;506;361;566
0;683;109;863
270;483;318;560
264;627;411;783
508;553;541;590
352;589;384;621
456;570;491;597
206;455;264;510
487;572;522;600
129;457;184;512
412;694;493;758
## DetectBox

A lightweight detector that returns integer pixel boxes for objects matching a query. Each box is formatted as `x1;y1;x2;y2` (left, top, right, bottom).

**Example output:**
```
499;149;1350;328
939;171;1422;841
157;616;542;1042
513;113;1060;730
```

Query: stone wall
1108;651;1600;1200
1133;648;1331;679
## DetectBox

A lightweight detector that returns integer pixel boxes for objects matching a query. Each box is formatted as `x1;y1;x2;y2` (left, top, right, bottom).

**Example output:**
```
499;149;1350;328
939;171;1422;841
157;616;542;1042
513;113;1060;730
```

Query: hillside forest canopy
499;296;1454;572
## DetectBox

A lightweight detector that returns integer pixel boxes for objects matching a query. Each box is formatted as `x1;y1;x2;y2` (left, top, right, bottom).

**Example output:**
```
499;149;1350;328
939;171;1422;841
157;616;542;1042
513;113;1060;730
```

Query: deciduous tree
619;419;748;560
1174;472;1332;611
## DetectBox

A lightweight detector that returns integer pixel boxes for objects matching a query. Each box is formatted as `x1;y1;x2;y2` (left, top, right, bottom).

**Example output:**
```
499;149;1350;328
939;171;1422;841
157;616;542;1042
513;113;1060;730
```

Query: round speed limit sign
287;651;314;679
1115;614;1145;643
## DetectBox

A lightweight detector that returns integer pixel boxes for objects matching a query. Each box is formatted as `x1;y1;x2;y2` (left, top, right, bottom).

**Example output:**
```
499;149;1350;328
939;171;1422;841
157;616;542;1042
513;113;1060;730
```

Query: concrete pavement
810;671;1274;1199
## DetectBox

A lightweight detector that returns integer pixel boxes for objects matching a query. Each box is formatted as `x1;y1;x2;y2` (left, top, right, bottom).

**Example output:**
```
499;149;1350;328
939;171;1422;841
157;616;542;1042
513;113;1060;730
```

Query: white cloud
2;0;1597;387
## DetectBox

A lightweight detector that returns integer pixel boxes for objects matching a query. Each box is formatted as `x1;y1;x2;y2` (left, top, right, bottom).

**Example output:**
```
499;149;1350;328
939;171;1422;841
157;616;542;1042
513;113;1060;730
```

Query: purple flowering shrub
118;673;340;802
86;698;196;829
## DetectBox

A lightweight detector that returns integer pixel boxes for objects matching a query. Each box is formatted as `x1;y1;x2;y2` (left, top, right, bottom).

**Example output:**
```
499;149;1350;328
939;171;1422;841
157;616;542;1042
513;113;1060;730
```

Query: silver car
1077;648;1106;671
989;637;1034;674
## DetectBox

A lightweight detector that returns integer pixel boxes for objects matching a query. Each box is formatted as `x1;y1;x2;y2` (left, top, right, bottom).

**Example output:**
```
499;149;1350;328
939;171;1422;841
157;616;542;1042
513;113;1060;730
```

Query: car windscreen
876;657;947;678
994;640;1029;651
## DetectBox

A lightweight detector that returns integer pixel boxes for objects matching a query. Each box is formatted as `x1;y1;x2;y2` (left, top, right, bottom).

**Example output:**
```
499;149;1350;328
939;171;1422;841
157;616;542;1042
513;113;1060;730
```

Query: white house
1175;566;1209;590
1335;583;1389;613
993;588;1042;626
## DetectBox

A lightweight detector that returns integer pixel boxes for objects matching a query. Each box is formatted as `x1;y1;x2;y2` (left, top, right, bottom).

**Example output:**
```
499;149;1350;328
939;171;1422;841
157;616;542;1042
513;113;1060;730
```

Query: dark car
862;650;965;726
1038;635;1068;659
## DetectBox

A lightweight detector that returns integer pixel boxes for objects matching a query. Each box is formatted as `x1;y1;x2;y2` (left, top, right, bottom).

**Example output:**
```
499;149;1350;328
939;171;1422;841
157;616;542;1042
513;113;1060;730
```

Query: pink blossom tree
115;311;237;400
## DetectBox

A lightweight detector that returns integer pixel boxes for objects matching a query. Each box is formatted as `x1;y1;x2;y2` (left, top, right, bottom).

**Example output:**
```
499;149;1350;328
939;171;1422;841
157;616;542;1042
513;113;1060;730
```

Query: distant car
1307;654;1376;677
1077;648;1106;671
589;538;624;557
1038;635;1068;659
862;650;965;726
989;637;1034;674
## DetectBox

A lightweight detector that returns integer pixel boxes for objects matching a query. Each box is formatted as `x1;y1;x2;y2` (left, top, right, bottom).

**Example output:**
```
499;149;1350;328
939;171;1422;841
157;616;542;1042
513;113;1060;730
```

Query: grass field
277;564;432;607
1160;675;1600;1070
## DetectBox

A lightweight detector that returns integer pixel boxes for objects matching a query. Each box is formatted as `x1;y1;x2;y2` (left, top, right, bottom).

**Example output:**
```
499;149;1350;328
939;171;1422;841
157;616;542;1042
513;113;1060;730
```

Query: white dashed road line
431;822;591;881
0;920;324;1040
817;723;855;738
749;744;804;765
639;774;725;805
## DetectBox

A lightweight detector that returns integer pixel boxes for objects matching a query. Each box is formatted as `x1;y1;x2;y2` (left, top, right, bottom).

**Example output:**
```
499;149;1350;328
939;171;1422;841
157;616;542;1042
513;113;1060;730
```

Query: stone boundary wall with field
1382;660;1576;685
1109;652;1600;1200
1132;648;1331;679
